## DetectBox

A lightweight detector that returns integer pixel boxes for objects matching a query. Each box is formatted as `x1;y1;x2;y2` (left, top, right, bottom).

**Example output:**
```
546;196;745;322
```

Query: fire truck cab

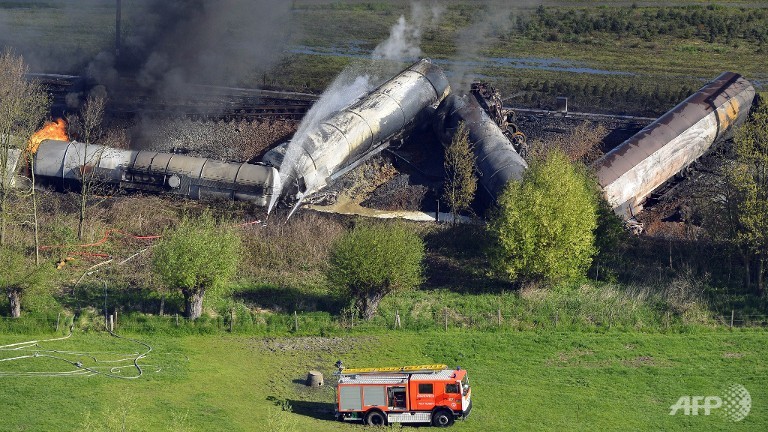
335;364;472;427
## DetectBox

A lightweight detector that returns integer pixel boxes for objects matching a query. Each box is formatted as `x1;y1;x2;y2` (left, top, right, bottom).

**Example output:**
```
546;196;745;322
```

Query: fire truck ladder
339;364;448;375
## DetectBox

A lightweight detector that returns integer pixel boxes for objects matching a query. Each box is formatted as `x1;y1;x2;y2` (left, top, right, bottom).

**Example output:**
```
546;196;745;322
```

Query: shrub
488;149;599;283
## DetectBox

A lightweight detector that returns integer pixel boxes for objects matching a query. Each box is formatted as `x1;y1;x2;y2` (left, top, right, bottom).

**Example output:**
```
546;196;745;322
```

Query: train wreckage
2;60;757;227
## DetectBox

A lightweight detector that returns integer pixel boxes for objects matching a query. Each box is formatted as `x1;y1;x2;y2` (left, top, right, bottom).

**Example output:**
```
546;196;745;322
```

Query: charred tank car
594;72;755;220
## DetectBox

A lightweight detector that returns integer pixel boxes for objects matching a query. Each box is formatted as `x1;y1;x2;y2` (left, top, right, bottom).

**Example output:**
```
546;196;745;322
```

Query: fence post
109;314;114;332
55;312;61;332
731;310;735;328
444;308;448;331
497;308;502;327
175;313;179;326
114;309;117;328
229;309;234;332
294;311;299;332
395;309;401;329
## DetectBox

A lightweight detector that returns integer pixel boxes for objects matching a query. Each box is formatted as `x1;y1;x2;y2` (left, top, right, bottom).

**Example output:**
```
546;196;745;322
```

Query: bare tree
0;49;50;247
77;92;107;240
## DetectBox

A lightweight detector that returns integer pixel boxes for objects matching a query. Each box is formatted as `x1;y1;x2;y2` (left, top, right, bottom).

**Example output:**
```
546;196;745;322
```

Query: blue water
287;45;633;76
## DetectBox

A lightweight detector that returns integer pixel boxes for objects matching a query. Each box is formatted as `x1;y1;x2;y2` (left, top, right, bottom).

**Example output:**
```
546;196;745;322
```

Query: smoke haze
373;2;444;62
449;2;529;92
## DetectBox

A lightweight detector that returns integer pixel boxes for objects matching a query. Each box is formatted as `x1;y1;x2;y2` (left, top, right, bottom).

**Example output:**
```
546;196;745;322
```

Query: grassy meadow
0;330;766;431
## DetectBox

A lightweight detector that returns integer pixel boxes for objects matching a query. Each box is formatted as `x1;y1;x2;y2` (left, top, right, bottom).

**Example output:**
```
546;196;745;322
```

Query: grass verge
0;330;765;431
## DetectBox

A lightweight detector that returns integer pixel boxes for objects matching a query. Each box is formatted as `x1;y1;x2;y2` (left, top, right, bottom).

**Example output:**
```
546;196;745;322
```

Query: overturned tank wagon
276;59;450;213
435;94;528;204
593;72;755;220
32;140;281;207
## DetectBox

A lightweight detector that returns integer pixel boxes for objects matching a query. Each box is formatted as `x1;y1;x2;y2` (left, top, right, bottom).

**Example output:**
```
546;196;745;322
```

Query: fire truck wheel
365;410;387;426
432;409;454;427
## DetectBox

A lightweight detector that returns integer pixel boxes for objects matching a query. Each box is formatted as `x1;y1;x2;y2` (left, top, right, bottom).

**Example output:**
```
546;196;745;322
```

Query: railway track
34;73;318;121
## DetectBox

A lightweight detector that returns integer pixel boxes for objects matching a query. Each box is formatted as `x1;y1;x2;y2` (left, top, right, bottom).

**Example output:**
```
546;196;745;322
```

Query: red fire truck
334;363;472;427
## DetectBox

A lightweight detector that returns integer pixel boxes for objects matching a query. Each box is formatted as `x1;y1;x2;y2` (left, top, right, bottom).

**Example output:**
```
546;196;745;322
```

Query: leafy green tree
731;102;768;295
152;213;241;319
327;222;424;320
488;149;599;282
443;121;477;223
0;246;53;317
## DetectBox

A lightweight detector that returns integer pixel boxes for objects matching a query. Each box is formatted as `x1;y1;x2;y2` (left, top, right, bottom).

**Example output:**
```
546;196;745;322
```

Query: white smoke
372;2;444;61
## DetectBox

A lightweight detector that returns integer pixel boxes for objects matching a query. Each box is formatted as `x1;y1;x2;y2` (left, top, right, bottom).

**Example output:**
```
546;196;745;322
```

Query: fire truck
334;363;472;427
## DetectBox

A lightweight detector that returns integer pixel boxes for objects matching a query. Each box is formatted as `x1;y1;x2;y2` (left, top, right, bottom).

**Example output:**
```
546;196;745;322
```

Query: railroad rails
33;73;318;121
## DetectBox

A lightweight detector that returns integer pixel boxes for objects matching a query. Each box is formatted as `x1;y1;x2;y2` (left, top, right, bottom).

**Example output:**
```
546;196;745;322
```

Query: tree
0;246;53;318
730;102;768;295
442;121;477;223
76;91;107;240
152;213;241;319
0;49;50;246
327;222;424;320
488;149;599;282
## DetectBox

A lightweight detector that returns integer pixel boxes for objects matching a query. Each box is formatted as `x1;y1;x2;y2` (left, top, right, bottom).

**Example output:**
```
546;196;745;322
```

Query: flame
27;118;68;154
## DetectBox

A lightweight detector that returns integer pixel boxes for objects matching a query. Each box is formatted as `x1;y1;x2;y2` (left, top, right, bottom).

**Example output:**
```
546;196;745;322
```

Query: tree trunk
758;255;765;297
31;157;40;266
741;250;751;291
0;188;7;246
184;288;205;320
8;288;21;318
78;184;87;241
356;290;385;321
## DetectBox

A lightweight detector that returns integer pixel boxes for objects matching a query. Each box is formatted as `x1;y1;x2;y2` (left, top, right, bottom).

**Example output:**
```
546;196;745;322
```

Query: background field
0;329;766;431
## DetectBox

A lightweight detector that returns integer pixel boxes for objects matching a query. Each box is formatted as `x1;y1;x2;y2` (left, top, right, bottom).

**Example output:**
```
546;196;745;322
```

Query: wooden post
395;310;401;329
497;308;502;327
444;308;448;331
114;310;117;329
731;310;735;328
109;314;114;332
55;312;61;332
175;313;179;326
229;309;234;332
294;311;299;332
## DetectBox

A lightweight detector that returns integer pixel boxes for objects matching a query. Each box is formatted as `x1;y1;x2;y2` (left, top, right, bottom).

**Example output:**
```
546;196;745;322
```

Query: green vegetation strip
0;330;764;431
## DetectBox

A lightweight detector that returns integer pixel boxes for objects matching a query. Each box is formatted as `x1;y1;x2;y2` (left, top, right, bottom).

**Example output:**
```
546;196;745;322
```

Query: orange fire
27;118;68;154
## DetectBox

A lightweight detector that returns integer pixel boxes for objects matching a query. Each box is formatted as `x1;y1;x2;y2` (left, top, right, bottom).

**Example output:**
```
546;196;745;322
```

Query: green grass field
0;329;765;431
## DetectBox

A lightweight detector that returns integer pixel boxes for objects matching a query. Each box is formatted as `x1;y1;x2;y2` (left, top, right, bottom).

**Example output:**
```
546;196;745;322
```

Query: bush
488;150;599;283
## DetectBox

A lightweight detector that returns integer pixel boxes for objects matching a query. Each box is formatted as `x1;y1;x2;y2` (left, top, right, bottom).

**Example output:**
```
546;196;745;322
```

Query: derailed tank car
435;94;528;204
33;140;281;207
278;59;450;211
594;72;755;219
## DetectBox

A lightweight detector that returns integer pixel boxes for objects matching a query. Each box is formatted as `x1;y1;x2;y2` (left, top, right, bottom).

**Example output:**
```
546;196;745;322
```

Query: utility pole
115;0;122;58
